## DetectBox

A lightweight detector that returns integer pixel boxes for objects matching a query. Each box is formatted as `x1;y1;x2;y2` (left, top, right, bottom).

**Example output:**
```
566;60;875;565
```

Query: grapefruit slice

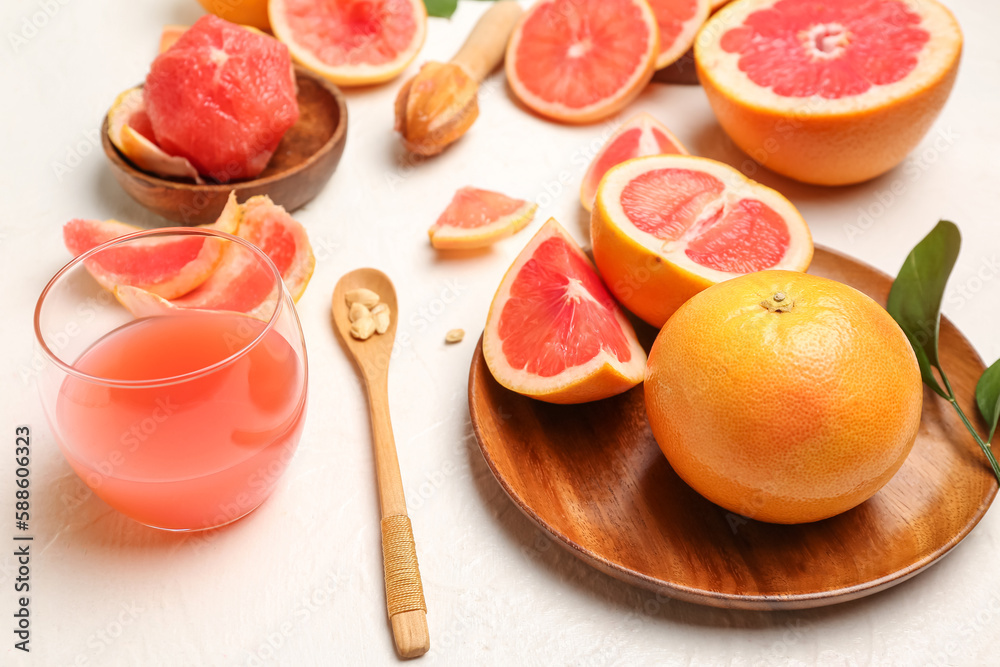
591;154;813;327
579;112;688;212
505;0;659;124
64;193;241;299
648;0;710;69
483;219;646;404
145;15;299;182
695;0;963;185
269;0;427;87
428;187;538;250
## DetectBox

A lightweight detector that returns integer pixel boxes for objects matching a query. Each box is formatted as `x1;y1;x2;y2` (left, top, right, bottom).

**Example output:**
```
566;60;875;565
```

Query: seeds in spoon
345;288;380;309
371;303;390;334
349;302;371;322
350;315;376;340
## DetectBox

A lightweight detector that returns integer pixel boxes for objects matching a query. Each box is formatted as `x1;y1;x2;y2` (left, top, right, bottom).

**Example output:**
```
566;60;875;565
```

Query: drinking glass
34;228;308;531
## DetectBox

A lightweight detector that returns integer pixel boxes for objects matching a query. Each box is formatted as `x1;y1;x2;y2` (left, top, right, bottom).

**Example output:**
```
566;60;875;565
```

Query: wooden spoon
394;1;523;156
331;269;429;659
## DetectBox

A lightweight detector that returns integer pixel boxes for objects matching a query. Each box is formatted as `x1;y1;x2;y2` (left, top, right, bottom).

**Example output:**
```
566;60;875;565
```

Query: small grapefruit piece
64;193;241;299
483;219;646;404
695;0;963;185
505;0;659;124
159;25;188;54
107;87;203;183
145;15;299;182
648;0;710;69
645;270;923;524
269;0;427;87
591;154;813;327
197;0;271;31
579;112;688;212
428;187;538;250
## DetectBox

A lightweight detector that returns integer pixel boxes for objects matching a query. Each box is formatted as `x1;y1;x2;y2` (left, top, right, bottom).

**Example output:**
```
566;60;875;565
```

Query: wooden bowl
101;67;348;225
469;246;998;610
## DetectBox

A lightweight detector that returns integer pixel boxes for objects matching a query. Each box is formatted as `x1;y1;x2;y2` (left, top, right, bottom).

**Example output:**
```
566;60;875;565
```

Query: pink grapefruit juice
54;311;307;530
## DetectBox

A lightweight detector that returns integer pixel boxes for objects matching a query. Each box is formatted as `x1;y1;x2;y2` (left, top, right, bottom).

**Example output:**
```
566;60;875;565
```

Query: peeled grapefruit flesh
428;187;538;250
591;154;813;327
269;0;426;87
505;0;659;124
107;87;202;183
579;112;688;212
145;15;299;182
645;270;923;524
483;219;646;404
695;0;963;185
63;193;241;299
648;0;710;69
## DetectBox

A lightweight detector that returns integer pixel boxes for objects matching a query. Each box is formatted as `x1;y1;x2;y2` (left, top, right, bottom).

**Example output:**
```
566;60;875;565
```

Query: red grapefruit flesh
483;219;646;404
144;15;299;182
580;112;689;212
648;0;710;69
505;0;660;124
428;187;538;250
64;194;241;299
269;0;426;87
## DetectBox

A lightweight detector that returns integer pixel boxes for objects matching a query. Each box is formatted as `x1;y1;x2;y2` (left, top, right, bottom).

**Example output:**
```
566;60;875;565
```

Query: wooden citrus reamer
394;1;523;156
331;269;429;659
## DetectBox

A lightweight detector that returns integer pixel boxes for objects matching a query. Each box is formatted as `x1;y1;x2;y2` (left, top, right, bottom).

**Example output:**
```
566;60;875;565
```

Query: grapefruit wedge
429;187;538;250
483;219;646;404
580;112;688;212
107;87;202;183
505;0;659;124
64;193;241;299
591;155;813;327
695;0;963;185
269;0;427;87
648;0;710;69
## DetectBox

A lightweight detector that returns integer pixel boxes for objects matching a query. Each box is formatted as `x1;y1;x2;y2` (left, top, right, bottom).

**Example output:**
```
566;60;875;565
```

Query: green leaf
424;0;459;18
886;220;961;396
976;358;1000;444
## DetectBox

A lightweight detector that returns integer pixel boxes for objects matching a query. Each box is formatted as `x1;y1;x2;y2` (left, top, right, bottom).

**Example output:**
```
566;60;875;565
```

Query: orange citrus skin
197;0;271;31
644;270;923;524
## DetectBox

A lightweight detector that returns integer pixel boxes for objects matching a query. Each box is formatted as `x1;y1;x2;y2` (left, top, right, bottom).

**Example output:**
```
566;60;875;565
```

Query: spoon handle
367;375;430;659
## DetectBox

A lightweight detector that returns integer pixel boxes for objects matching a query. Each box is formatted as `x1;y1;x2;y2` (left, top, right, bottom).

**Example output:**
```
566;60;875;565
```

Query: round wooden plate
102;67;348;225
468;246;998;610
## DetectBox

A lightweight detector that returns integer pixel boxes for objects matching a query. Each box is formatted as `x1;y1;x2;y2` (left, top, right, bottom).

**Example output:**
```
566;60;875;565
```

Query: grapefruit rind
591;154;813;327
650;0;711;70
268;0;427;87
505;0;660;124
429;189;538;250
580;112;689;212
483;218;646;404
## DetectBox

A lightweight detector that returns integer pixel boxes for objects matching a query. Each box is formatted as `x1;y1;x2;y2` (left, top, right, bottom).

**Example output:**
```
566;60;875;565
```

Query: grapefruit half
428;187;538;250
580;112;688;212
648;0;710;69
591;154;813;327
695;0;963;185
269;0;427;87
483;218;646;404
505;0;659;124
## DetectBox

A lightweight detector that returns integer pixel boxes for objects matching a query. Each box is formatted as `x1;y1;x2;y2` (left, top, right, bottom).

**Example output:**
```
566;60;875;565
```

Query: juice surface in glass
54;310;307;530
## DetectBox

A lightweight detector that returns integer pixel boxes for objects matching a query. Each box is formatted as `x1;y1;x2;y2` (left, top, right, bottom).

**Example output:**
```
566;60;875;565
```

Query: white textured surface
2;1;1000;665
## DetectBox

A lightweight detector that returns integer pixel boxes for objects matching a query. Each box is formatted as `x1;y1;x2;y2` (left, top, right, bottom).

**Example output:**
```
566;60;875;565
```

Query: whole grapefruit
644;270;922;524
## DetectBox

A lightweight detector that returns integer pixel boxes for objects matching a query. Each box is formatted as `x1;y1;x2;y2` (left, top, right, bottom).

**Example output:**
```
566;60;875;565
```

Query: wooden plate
468;246;998;610
102;67;348;225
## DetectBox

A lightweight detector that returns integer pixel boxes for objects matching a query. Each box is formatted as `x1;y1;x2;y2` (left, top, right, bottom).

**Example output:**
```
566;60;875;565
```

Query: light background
2;0;999;665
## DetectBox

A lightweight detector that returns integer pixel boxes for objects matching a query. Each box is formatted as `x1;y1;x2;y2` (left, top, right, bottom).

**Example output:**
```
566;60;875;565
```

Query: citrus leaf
886;220;961;396
976;358;1000;444
424;0;459;18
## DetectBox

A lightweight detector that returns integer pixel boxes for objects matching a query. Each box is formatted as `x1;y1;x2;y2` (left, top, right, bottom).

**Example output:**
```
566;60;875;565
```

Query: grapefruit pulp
695;0;963;185
647;0;710;69
269;0;427;87
591;154;813;327
483;219;646;404
428;187;537;250
505;0;659;124
579;112;688;212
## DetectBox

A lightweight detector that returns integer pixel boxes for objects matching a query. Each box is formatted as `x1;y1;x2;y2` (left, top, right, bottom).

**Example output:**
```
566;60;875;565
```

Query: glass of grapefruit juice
34;228;308;531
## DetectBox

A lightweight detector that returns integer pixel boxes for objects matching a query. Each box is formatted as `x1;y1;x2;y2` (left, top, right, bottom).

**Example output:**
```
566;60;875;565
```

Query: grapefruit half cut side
483;218;646;405
580;112;689;212
429;187;538;250
505;0;659;124
591;154;813;327
269;0;427;87
648;0;710;69
695;0;963;185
